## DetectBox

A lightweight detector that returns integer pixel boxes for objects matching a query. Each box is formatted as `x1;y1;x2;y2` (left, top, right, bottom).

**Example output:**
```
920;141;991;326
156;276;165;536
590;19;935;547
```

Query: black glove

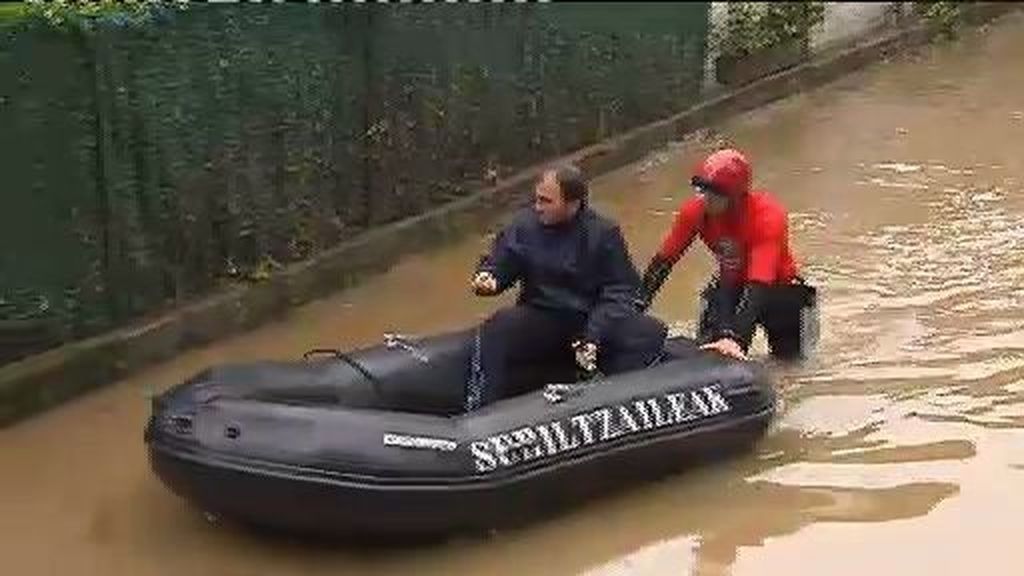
636;254;677;311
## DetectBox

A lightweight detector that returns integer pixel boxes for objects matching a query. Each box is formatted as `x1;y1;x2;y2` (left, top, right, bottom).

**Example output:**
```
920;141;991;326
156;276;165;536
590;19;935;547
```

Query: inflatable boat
144;329;776;538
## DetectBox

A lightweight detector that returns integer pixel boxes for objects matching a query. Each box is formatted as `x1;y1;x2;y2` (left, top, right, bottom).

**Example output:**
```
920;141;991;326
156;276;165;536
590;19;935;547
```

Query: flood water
3;12;1024;576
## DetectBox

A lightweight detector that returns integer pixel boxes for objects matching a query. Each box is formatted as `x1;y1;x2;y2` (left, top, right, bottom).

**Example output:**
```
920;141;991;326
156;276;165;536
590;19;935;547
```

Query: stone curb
1;2;1018;427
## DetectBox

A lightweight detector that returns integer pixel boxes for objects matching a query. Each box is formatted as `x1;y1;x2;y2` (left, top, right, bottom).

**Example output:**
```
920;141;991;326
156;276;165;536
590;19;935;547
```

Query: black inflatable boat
144;330;776;538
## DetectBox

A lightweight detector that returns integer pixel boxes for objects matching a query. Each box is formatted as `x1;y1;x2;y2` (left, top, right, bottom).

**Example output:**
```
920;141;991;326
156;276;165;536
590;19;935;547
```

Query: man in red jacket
637;148;818;361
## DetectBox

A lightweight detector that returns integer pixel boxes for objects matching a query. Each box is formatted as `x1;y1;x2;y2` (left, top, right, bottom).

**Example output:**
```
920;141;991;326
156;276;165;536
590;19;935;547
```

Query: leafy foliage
914;1;963;40
713;2;826;59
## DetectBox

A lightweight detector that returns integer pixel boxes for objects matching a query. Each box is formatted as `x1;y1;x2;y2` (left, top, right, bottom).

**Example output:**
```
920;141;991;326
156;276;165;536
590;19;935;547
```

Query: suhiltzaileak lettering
470;384;731;473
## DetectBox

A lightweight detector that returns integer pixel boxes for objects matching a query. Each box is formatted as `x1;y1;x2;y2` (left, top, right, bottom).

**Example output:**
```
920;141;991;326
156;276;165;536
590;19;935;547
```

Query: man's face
534;171;574;225
703;191;730;215
694;177;731;215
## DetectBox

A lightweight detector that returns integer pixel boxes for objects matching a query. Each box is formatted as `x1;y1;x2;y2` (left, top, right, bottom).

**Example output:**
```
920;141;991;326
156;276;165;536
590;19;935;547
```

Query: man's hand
572;340;599;373
699;338;748;361
471;271;499;296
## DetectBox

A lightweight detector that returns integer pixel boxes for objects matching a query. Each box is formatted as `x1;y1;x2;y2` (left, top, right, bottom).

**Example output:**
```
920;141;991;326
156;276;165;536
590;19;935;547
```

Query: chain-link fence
0;3;711;364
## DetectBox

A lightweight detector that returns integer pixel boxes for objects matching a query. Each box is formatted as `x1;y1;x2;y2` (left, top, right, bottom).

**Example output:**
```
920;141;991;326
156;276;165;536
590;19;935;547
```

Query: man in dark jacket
466;164;667;410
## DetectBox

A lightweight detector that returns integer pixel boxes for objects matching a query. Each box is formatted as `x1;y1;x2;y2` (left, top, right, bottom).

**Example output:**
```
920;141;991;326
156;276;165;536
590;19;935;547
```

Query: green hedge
0;3;709;363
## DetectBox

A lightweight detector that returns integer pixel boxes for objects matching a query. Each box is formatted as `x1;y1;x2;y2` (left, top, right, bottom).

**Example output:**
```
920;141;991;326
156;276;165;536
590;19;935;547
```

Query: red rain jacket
657;149;799;285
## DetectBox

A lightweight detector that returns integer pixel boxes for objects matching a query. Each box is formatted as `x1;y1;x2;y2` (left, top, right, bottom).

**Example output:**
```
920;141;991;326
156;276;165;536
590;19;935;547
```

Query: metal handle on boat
383;333;430;364
169;414;194;435
303;348;344;361
301;348;382;388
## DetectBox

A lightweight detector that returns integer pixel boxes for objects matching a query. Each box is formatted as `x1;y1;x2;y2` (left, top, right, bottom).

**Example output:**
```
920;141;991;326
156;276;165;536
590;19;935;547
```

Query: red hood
694;149;752;199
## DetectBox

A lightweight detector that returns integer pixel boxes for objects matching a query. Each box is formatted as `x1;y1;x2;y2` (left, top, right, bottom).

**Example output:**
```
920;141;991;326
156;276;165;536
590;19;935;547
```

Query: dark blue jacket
476;207;642;344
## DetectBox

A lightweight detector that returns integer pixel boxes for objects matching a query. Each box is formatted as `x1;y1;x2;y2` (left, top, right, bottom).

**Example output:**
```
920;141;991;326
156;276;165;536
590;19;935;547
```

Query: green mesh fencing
86;6;368;323
0;18;104;361
0;3;709;364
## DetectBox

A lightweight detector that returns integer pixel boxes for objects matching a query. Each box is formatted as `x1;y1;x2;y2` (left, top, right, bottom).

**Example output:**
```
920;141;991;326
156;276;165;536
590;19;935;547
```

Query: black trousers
470;305;667;407
697;279;818;360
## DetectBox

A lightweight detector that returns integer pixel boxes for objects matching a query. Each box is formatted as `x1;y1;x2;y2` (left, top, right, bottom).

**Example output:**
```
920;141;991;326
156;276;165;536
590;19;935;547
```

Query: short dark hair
551;163;588;203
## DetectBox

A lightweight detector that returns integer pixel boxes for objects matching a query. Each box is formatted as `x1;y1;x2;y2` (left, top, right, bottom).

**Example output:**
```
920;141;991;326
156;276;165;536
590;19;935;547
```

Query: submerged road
2;11;1023;576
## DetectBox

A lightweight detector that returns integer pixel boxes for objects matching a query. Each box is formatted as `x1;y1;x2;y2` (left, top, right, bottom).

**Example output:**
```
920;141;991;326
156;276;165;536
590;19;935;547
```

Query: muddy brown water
3;13;1024;576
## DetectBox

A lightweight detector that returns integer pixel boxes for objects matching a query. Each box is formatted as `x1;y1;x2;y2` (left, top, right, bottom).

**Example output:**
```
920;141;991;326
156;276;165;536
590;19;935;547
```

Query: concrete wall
704;2;906;92
812;2;901;52
703;2;729;92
